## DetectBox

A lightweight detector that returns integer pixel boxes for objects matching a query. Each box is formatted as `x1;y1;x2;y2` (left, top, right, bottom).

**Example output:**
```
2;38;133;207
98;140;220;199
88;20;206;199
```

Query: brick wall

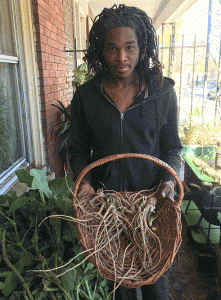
32;0;69;177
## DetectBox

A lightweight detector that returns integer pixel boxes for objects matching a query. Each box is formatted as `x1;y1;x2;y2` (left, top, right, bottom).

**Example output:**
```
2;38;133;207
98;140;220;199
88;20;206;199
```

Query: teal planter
182;145;214;158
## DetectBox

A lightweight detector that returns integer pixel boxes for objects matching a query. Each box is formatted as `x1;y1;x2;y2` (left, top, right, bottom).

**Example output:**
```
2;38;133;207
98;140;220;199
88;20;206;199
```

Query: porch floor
169;212;221;300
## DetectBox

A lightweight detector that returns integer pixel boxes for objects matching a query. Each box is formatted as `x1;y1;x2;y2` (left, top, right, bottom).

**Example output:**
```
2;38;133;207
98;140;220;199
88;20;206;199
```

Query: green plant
179;106;221;146
0;169;108;299
53;63;94;171
52;101;71;170
72;63;94;89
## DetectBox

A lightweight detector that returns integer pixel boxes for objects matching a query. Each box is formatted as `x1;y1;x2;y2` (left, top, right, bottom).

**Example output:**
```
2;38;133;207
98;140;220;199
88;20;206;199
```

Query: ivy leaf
30;169;53;199
15;169;33;188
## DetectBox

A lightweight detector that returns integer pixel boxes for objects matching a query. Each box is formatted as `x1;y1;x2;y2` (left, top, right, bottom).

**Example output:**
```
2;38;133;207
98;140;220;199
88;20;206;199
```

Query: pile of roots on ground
73;188;182;289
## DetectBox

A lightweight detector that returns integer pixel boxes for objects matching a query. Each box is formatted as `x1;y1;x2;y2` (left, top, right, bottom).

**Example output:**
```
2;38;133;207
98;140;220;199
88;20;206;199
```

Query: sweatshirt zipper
103;93;140;152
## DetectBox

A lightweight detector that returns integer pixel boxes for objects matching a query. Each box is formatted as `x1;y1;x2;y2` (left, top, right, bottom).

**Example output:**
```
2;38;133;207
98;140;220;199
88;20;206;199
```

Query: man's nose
118;49;127;61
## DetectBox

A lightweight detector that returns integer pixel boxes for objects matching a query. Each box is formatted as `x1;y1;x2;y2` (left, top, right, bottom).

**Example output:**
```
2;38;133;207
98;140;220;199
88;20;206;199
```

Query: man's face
103;27;140;80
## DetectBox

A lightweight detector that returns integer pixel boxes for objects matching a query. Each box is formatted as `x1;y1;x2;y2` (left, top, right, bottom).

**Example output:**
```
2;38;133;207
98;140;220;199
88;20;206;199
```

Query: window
0;0;28;193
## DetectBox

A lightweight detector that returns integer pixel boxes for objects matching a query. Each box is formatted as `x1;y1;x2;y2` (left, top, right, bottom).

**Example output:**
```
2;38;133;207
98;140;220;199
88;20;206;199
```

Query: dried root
34;187;163;299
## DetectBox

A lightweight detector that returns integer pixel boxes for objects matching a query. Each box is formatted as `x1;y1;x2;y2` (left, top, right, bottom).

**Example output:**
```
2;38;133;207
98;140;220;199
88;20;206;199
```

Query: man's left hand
160;180;175;201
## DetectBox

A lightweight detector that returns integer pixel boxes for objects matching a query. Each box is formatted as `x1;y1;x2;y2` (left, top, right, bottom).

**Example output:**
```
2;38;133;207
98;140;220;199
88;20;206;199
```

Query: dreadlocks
85;4;163;89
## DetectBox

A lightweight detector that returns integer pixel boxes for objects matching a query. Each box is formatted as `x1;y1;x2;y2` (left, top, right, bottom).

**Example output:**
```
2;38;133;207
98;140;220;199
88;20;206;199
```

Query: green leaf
48;177;74;214
1;271;19;297
30;169;53;199
84;262;95;274
0;192;18;206
9;196;30;212
60;262;78;293
62;223;77;241
0;271;11;278
0;282;5;289
15;169;34;188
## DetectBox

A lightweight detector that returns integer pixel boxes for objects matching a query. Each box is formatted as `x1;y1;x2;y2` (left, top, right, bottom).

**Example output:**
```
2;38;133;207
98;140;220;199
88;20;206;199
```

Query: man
68;4;182;299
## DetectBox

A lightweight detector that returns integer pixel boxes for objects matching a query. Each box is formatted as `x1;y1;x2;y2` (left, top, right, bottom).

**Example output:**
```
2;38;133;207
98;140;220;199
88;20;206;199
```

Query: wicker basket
72;153;184;288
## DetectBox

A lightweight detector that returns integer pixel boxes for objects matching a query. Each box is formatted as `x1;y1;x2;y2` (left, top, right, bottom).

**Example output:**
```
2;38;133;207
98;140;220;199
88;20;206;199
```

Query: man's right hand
77;180;95;199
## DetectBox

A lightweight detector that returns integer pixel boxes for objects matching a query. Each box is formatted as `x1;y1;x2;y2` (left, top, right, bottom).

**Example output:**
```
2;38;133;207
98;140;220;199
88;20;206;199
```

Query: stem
2;231;34;300
32;219;72;300
40;190;45;206
0;209;15;225
12;210;29;254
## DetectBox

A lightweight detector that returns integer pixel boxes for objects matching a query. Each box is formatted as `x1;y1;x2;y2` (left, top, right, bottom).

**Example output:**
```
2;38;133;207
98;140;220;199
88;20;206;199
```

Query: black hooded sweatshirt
68;75;183;192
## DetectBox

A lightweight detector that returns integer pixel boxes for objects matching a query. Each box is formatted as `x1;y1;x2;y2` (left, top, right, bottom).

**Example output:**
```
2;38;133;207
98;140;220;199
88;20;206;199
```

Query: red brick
35;24;44;35
44;2;52;14
42;69;50;77
48;92;55;102
59;58;65;66
44;86;51;94
51;63;58;70
51;47;58;56
46;61;52;69
48;54;55;63
50;84;57;92
44;28;51;38
45;44;52;54
48;38;58;49
54;56;59;63
37;0;46;8
54;4;60;14
41;61;47;69
52;24;58;34
40;35;48;45
57;70;65;77
42;9;50;21
38;15;47;26
50;31;57;41
45;20;53;31
45;0;54;9
49;15;56;26
41;52;49;61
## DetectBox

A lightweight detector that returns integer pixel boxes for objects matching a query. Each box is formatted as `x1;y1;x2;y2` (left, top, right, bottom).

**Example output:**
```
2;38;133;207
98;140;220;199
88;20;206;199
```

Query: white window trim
16;0;45;166
0;54;19;63
1;0;46;194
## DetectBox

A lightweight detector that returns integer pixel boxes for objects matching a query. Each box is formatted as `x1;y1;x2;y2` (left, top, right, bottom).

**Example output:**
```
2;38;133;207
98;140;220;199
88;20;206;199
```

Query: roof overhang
89;0;199;31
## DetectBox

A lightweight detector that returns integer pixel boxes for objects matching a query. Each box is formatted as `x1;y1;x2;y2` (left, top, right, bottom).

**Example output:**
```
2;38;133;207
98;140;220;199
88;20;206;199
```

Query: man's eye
127;45;134;50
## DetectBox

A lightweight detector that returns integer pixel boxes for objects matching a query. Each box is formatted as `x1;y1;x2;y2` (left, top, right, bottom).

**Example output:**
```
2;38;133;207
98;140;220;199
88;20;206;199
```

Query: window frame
0;0;45;194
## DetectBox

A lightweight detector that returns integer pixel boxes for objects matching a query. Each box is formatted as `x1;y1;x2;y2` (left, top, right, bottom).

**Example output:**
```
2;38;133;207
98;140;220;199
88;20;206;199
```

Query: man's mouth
117;65;130;72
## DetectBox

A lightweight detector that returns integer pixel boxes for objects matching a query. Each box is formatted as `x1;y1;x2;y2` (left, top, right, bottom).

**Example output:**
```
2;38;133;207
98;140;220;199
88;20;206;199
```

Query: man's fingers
161;181;175;200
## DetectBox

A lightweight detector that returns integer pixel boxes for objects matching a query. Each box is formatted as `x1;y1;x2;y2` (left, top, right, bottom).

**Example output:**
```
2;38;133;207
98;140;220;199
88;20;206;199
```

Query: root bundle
75;188;167;287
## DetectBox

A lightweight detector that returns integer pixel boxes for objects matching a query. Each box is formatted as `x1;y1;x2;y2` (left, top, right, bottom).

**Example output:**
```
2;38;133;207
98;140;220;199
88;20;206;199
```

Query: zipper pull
121;113;124;120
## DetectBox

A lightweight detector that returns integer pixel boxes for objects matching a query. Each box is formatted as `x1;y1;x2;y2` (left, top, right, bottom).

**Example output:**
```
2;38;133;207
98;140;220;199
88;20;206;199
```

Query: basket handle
72;153;184;207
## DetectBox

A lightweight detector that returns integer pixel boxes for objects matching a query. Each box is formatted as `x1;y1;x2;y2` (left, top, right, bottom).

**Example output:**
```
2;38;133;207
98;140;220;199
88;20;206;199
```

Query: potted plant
179;106;221;158
53;63;94;172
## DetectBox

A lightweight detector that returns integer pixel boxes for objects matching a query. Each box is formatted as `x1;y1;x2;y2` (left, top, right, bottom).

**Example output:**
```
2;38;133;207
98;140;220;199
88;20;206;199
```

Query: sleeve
159;87;183;183
68;92;92;183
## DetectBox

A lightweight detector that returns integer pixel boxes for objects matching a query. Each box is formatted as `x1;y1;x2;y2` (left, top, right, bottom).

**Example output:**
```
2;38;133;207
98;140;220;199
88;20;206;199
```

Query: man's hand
77;180;95;199
160;180;175;201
